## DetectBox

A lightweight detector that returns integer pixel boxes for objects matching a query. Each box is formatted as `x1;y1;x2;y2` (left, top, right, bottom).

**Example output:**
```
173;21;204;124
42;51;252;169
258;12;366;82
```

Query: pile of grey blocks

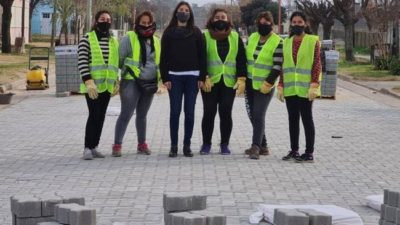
273;208;332;225
380;189;400;225
321;49;339;98
163;193;226;225
55;45;81;96
10;193;95;225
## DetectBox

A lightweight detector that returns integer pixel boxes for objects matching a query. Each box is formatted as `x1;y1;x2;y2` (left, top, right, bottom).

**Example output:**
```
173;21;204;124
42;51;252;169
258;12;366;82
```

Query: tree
240;0;286;32
0;0;14;53
333;0;369;61
55;0;74;45
295;0;335;39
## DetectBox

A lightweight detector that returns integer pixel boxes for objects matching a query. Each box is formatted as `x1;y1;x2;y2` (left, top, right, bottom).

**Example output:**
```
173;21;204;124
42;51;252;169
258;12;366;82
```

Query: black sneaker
295;153;314;163
183;146;193;157
169;146;178;158
282;151;300;161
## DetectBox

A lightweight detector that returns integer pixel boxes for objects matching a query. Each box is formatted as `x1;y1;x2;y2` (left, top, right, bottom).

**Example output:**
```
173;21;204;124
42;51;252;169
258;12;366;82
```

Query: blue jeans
168;75;199;147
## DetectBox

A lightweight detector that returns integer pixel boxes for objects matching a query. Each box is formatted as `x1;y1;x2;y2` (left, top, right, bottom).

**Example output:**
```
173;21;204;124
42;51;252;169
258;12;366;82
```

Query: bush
374;57;391;70
390;59;400;75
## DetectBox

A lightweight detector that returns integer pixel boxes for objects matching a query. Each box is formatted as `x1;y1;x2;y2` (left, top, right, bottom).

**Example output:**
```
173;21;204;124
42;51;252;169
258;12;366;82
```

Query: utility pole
86;0;92;33
50;0;57;48
278;0;282;34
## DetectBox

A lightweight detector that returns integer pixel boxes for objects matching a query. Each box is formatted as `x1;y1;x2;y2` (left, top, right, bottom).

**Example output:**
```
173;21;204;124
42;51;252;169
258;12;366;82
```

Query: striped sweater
252;38;283;84
78;32;110;82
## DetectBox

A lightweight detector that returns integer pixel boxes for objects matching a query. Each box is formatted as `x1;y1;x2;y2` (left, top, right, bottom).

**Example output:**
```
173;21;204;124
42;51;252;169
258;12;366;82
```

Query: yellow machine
26;47;50;90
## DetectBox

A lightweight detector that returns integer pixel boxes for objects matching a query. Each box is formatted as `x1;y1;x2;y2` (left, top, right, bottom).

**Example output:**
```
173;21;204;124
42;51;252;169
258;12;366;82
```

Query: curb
337;74;400;99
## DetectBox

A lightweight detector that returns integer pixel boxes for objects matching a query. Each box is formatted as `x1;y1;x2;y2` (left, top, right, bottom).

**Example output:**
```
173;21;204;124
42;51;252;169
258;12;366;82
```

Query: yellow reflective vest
246;32;281;90
123;31;161;80
80;31;119;94
204;30;239;88
282;34;319;98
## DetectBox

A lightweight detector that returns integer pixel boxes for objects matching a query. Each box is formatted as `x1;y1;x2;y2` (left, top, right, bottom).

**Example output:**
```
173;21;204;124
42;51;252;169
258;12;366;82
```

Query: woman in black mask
160;1;207;158
199;8;247;156
244;11;283;160
78;10;119;160
112;11;161;157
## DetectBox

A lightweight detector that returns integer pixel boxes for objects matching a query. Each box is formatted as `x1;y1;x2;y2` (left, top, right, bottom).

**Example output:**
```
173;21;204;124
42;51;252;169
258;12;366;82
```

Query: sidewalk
1;72;400;224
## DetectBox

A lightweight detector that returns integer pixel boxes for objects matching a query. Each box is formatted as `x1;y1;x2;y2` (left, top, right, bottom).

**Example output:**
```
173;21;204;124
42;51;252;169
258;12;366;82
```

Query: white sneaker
82;148;93;160
91;147;105;158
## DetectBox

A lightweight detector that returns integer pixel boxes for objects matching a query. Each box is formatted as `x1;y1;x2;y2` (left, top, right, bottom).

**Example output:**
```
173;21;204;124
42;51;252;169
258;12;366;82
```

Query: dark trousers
84;92;111;149
245;79;268;147
168;75;199;147
285;96;315;154
201;79;236;145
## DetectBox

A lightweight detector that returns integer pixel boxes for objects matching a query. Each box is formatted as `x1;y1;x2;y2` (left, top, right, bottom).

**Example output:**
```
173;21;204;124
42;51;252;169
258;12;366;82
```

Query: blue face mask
176;11;190;23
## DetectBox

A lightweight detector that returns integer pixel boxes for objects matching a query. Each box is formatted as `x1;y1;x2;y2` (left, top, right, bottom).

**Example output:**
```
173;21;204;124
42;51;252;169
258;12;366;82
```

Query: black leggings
84;92;111;149
285;96;315;154
201;79;236;145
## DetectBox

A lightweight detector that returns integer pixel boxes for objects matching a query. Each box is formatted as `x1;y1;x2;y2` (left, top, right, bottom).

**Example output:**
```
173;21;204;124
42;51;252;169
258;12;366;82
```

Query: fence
332;29;388;48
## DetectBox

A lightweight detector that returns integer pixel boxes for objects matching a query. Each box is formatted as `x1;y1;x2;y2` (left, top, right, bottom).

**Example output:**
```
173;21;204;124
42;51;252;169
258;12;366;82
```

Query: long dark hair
165;1;195;31
90;10;112;31
134;11;155;67
205;8;233;30
289;11;312;37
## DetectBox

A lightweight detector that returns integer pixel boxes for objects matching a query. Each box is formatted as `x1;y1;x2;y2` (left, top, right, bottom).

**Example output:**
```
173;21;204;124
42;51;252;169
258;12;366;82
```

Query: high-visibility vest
80;31;119;94
123;31;161;80
246;32;281;90
204;30;239;88
282;34;319;98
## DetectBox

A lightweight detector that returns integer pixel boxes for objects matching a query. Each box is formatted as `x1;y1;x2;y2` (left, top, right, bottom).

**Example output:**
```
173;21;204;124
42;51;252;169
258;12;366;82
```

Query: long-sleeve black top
160;26;207;82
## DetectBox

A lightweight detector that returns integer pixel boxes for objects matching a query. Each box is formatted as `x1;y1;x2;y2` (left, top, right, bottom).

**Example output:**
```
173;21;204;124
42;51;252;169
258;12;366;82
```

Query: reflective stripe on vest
204;30;239;88
80;31;119;94
123;31;161;81
282;34;319;98
246;32;281;90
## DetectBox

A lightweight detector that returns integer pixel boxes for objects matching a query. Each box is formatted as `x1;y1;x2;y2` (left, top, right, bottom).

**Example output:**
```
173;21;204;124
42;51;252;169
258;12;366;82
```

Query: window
43;13;50;19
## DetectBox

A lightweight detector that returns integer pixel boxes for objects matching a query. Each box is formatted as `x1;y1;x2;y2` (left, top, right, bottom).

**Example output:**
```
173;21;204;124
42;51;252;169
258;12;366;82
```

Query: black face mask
258;24;272;36
97;22;111;33
290;25;305;36
211;20;229;31
136;23;156;38
176;12;190;23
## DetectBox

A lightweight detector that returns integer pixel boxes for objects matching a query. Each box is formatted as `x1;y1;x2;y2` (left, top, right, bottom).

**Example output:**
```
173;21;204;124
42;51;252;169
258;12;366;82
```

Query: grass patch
0;54;29;84
353;46;370;55
338;60;400;80
31;34;52;42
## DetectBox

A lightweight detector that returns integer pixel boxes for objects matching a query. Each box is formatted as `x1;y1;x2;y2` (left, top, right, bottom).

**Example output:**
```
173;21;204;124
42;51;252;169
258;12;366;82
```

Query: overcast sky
186;0;226;6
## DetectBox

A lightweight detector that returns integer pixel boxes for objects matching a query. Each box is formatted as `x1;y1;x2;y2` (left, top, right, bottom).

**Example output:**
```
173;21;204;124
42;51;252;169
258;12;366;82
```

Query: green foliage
240;0;286;28
390;59;400;76
374;57;392;70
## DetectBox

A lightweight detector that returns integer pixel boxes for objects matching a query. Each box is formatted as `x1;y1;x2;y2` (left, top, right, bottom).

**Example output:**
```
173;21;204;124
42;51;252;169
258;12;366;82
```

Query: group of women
77;1;321;163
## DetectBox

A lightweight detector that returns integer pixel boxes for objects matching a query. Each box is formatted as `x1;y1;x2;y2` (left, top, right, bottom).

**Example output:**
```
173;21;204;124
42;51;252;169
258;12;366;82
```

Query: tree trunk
322;23;333;40
1;3;13;53
344;23;355;61
310;20;320;35
63;23;68;45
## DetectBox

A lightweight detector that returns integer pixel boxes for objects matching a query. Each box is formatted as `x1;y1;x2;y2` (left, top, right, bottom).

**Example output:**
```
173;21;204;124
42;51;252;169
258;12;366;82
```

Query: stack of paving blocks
10;194;95;225
163;193;226;225
273;208;332;225
55;45;81;96
321;50;339;98
380;189;400;225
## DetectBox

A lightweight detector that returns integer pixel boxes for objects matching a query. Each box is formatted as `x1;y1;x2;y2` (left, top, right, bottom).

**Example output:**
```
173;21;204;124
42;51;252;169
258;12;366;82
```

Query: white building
0;0;30;46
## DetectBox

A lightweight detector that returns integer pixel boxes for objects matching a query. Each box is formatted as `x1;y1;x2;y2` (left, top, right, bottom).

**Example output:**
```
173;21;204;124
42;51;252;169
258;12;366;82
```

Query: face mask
176;11;190;23
211;20;229;31
290;25;305;36
97;22;111;32
258;24;272;36
137;23;156;37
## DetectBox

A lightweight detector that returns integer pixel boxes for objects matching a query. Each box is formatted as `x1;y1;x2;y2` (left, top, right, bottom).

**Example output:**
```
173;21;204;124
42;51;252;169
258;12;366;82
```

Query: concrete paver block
382;204;387;219
298;208;332;225
167;212;192;225
163;193;207;212
383;221;395;225
396;208;400;224
388;191;399;207
191;210;226;225
15;216;54;225
10;195;42;218
384;205;397;222
182;213;206;225
384;189;390;205
69;205;96;225
54;203;80;224
39;195;63;217
55;192;85;205
37;222;63;225
274;208;309;225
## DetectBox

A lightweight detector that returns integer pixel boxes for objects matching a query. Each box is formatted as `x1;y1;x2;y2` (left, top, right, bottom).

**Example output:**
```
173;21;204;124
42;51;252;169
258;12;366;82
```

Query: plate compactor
26;47;50;90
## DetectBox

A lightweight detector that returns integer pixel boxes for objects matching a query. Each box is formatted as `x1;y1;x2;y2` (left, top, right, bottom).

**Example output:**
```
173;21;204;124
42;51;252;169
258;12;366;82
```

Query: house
0;0;29;45
31;3;62;35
